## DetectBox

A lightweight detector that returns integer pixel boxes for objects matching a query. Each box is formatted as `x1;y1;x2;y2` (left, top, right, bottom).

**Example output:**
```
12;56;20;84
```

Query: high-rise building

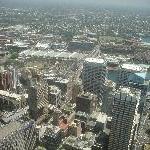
40;126;62;149
128;66;150;92
52;109;62;126
0;120;37;150
82;58;106;100
117;64;150;114
108;87;140;150
28;80;49;121
68;119;82;137
76;92;97;114
0;70;13;90
117;63;146;87
102;80;116;115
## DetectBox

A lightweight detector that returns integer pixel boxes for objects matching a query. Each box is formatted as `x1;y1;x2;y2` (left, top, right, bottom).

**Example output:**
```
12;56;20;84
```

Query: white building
117;63;147;86
0;90;27;110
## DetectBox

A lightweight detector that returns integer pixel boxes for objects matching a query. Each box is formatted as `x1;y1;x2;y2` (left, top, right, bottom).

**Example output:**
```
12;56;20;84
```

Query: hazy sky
1;0;150;8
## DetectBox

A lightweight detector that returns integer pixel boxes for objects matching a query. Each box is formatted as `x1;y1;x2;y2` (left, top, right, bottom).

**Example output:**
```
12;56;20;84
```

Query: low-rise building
0;90;27;111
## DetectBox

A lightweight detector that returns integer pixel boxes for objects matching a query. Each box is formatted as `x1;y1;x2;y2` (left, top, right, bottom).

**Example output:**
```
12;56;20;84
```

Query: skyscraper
0;120;37;150
82;58;106;101
0;70;13;90
108;87;140;150
117;63;146;87
28;80;49;121
76;92;97;114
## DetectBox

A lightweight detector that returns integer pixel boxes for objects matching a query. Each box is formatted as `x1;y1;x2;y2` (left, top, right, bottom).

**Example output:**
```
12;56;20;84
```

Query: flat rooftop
19;50;85;60
92;112;108;123
1;106;29;123
49;85;61;94
85;58;105;64
115;87;141;101
144;144;150;150
0;90;27;101
121;64;146;72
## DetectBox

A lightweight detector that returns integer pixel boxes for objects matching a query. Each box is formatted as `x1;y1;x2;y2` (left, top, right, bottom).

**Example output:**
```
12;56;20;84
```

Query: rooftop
144;144;150;150
78;92;96;100
0;90;27;101
19;50;85;60
121;64;146;72
91;112;108;123
115;87;141;101
135;72;150;80
1;106;29;123
85;58;105;64
64;132;96;149
36;42;49;49
49;85;61;94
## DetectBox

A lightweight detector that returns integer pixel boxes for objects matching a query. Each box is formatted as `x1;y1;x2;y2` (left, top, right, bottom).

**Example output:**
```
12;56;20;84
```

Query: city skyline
0;1;150;150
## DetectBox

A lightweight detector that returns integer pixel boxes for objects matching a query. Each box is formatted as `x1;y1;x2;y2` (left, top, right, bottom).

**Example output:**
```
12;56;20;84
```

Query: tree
10;52;18;59
62;31;74;43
